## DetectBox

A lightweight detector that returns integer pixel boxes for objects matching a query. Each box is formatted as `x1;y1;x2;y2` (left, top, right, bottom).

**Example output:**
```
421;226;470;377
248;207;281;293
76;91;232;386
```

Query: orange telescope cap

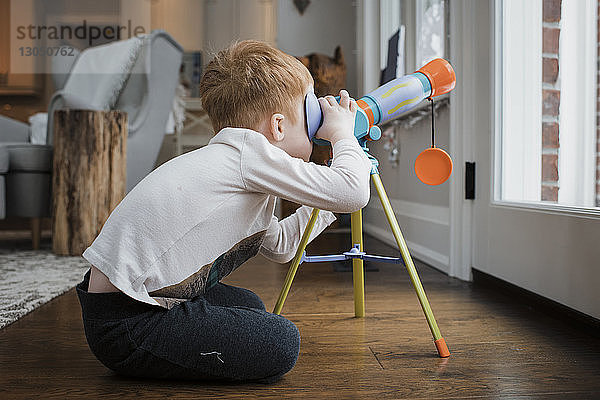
415;147;453;186
417;58;456;97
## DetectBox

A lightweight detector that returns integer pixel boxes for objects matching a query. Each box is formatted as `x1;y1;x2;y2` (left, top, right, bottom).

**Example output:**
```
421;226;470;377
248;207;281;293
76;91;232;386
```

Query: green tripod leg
371;173;450;358
273;208;321;315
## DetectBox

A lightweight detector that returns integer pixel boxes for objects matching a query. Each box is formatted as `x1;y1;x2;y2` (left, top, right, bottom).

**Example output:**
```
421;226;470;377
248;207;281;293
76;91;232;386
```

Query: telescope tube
308;58;455;144
357;58;456;130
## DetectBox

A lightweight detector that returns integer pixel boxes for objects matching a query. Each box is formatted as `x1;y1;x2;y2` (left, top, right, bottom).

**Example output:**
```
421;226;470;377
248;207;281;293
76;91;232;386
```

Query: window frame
492;0;600;217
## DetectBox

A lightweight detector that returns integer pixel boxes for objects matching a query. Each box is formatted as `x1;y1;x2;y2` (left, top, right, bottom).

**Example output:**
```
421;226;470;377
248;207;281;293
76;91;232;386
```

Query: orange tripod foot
434;338;450;358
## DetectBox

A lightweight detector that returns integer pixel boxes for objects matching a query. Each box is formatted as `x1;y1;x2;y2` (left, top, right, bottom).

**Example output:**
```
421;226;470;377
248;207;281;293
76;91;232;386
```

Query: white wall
203;0;277;58
356;0;451;273
151;0;203;51
276;0;358;96
370;111;450;207
364;108;451;272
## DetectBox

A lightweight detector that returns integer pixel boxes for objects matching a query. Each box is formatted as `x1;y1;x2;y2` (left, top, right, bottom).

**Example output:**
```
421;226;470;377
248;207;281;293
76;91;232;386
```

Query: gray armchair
0;30;183;249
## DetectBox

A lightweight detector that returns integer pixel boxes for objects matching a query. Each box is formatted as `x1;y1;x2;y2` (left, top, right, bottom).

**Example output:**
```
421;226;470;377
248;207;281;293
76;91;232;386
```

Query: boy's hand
315;89;357;144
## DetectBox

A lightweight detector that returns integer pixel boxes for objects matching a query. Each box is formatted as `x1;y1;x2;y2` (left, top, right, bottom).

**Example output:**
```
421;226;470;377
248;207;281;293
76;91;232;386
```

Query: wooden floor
1;231;599;399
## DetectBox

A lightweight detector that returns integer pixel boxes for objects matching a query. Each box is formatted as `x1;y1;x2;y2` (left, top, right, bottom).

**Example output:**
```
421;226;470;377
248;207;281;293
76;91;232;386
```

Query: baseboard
472;268;600;337
363;221;450;274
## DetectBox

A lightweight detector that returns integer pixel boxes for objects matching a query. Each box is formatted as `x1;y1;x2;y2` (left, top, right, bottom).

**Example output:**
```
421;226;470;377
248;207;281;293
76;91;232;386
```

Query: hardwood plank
1;233;599;399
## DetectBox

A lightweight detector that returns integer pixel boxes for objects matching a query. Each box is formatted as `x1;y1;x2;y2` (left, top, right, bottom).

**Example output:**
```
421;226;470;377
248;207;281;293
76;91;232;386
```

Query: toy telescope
305;58;456;185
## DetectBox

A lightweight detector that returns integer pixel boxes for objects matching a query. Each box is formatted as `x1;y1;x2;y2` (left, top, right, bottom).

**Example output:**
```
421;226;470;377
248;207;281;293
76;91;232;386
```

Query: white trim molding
364;222;449;273
356;0;381;96
448;0;475;281
364;199;450;273
366;198;449;227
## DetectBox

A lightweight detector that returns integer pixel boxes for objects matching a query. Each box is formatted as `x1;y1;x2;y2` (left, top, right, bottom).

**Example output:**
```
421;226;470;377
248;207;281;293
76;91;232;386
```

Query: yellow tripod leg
351;210;365;317
273;208;321;315
371;173;450;358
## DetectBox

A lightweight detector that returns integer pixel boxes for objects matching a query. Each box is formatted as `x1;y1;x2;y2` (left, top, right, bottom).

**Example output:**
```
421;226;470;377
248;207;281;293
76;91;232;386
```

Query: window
379;0;447;79
415;0;446;68
496;0;599;209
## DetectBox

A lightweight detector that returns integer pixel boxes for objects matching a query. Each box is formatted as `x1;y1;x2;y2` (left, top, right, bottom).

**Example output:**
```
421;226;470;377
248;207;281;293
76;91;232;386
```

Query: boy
76;40;372;383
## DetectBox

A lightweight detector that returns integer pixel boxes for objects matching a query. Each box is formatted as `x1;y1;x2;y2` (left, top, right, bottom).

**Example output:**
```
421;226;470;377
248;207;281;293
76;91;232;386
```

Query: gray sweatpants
76;269;300;383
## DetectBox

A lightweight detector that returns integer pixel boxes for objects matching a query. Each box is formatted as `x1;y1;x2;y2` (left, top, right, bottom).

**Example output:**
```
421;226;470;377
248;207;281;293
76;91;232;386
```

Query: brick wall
541;0;600;206
541;0;561;202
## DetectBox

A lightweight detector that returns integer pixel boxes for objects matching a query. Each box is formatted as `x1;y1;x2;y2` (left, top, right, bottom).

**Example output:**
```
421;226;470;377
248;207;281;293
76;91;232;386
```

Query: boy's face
281;85;314;162
259;84;314;162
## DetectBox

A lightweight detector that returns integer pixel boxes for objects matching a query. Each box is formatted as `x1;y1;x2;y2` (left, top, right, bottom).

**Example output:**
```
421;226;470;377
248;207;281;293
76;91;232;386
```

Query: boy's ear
269;113;285;142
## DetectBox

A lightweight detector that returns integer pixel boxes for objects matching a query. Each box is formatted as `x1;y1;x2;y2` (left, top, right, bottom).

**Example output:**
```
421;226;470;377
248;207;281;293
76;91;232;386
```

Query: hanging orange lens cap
415;147;453;185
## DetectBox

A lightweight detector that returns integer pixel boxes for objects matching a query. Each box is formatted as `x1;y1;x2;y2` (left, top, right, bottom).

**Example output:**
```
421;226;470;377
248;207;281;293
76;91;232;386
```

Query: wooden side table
52;109;127;256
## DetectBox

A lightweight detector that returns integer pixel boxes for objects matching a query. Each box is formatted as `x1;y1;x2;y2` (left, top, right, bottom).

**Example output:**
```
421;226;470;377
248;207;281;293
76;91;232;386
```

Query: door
451;0;600;319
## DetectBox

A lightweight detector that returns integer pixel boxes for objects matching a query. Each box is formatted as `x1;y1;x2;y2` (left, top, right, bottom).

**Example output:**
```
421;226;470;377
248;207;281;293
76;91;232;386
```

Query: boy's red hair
199;40;314;133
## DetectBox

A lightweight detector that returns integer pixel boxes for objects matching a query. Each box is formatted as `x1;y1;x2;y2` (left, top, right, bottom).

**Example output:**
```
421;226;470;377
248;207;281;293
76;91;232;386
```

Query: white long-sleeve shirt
82;127;372;307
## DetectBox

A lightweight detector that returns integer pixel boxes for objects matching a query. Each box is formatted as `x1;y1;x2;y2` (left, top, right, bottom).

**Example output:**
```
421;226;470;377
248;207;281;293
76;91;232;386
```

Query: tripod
272;156;450;358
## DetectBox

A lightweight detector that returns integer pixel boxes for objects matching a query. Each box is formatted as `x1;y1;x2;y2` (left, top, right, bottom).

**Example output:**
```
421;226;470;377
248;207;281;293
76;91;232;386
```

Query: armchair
0;30;183;249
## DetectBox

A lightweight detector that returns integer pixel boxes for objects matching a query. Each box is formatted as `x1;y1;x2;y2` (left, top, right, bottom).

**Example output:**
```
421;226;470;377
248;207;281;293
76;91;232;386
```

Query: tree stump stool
52;110;127;256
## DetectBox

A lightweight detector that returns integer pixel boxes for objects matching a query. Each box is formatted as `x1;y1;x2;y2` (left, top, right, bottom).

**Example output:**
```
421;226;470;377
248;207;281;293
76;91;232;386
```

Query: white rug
0;246;89;329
